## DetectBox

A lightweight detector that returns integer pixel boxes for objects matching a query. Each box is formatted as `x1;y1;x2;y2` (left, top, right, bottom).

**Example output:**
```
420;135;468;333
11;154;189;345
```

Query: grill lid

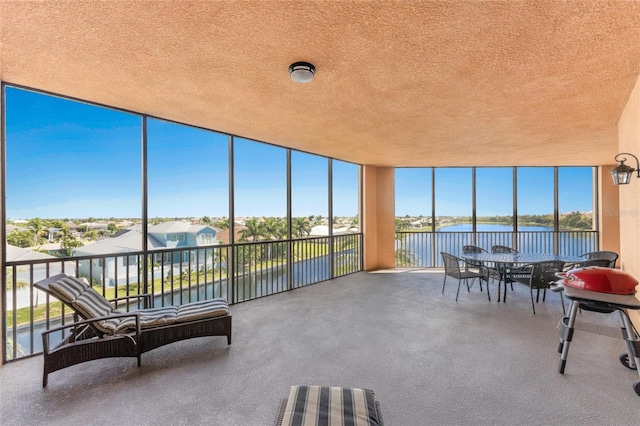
562;266;638;295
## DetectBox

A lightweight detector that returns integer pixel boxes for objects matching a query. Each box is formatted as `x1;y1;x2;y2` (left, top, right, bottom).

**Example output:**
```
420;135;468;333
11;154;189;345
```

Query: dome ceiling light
288;62;315;83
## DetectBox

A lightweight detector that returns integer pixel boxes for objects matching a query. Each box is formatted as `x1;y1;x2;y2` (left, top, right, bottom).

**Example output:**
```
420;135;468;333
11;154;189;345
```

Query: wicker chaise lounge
34;273;232;387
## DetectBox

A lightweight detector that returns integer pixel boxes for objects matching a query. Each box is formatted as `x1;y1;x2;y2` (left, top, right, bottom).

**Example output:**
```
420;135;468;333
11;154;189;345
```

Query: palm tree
261;217;286;261
239;218;264;242
292;217;312;238
27;217;46;246
263;217;286;240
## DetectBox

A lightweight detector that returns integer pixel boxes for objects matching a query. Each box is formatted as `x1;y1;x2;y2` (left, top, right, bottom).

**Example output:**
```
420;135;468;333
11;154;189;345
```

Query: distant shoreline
402;222;590;232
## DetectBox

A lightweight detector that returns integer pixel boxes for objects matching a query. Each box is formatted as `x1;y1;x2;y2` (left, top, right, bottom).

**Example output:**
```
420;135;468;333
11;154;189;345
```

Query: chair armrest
42;312;141;355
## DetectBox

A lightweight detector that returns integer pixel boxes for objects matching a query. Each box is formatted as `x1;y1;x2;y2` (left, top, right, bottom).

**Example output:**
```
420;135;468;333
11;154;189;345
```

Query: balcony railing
395;230;598;268
3;233;362;361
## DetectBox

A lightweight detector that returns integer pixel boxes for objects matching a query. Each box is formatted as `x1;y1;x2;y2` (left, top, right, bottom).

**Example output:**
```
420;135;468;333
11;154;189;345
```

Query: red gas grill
553;267;640;397
561;266;638;295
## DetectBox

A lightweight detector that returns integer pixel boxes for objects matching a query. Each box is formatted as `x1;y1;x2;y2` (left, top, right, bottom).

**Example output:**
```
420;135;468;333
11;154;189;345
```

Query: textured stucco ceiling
1;1;639;167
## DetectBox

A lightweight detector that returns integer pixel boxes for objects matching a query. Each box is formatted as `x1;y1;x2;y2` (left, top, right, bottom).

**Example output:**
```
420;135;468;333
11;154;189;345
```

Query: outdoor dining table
460;252;585;302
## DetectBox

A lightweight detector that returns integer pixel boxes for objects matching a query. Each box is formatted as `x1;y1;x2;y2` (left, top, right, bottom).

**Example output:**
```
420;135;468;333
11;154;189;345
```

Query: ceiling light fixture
289;62;315;83
610;153;640;185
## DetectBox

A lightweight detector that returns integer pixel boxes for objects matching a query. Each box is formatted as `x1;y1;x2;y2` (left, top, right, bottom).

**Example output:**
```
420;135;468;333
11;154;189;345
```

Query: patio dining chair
462;245;488;255
462;244;488;269
514;260;566;314
491;245;517;254
441;252;490;301
463;244;501;283
490;245;523;293
564;258;612;271
579;251;618;268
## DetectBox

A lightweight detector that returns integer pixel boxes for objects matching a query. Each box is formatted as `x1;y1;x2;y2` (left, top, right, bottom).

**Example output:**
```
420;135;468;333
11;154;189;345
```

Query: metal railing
395;230;598;268
3;233;362;361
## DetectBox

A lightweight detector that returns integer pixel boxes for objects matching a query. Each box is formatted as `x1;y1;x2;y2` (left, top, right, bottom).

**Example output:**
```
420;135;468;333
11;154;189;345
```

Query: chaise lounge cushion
48;275;90;304
113;306;178;333
72;287;115;319
176;298;229;322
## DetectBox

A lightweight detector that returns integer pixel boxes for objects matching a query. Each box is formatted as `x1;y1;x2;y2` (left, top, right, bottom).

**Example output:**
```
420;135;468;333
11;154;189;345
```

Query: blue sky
4;86;358;220
395;165;594;217
5;86;592;220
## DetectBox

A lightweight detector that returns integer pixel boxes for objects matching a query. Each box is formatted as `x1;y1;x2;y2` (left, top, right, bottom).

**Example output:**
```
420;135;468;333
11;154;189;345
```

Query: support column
362;165;395;270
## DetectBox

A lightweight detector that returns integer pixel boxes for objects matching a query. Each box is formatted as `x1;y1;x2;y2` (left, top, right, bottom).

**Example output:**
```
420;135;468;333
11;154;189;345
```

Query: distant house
37;242;64;257
72;221;220;286
5;244;74;309
309;225;354;236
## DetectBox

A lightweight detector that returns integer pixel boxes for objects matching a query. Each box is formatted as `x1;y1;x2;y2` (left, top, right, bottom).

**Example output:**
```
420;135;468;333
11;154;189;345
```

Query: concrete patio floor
1;269;639;425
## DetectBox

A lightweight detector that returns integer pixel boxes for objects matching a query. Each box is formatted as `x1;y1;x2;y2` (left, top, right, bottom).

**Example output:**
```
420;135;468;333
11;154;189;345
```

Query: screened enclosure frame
0;83;363;362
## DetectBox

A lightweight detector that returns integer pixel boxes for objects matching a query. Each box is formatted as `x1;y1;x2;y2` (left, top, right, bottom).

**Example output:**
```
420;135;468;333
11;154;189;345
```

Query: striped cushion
176;298;229;322
71;287;114;319
94;316;124;334
69;287;118;334
114;299;227;332
114;306;178;333
49;276;89;304
281;386;381;426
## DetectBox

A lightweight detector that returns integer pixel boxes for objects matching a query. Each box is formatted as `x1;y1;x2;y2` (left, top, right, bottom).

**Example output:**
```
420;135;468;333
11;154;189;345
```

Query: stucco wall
618;73;640;325
362;165;395;270
598;166;620;259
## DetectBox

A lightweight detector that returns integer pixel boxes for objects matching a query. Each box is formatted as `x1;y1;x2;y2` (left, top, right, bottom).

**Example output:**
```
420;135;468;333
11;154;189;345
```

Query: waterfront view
395;222;596;268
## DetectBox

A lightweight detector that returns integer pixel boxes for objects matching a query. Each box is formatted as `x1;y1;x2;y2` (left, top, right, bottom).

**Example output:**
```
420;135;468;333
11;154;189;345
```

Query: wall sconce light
289;62;315;83
611;153;640;185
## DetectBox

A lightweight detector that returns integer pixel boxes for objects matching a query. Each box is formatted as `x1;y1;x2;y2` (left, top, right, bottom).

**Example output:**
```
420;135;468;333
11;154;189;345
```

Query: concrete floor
1;270;639;425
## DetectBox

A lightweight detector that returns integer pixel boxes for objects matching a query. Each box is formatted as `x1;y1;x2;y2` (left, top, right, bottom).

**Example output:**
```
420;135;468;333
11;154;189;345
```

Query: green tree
239;218;264;242
395;218;412;231
292;217;311;238
27;217;47;246
50;219;65;228
263;217;286;240
55;226;83;256
7;229;36;248
213;217;230;230
83;230;98;241
349;216;359;228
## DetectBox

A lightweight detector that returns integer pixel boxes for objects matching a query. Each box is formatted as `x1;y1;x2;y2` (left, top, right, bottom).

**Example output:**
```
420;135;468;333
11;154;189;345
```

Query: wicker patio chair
462;245;488;255
513;260;566;314
441;252;490;301
463;244;499;283
490;244;538;297
462;245;488;268
491;245;517;254
579;251;618;268
564;258;612;271
34;273;232;387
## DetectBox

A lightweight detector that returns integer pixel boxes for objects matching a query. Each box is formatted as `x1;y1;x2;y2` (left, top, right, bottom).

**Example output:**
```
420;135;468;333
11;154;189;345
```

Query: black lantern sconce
610;153;640;185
